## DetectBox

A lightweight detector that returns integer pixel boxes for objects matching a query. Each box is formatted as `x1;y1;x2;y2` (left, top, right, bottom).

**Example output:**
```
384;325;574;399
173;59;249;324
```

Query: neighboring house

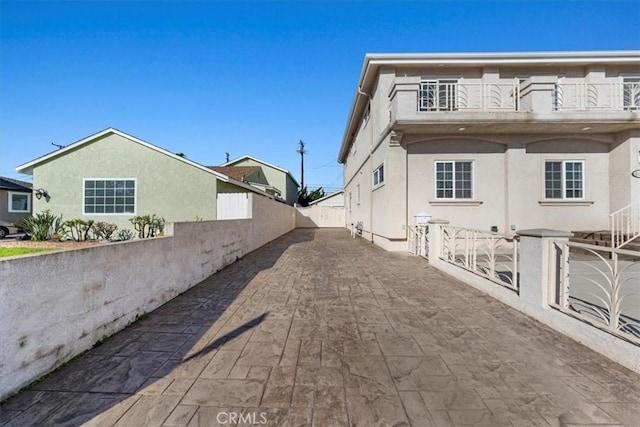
0;177;32;225
15;128;275;231
338;51;640;251
220;155;300;205
309;190;344;207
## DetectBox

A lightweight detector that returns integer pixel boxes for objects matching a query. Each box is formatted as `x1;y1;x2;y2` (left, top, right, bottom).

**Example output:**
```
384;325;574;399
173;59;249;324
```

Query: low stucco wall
250;194;296;251
426;223;640;374
295;206;345;228
0;195;295;400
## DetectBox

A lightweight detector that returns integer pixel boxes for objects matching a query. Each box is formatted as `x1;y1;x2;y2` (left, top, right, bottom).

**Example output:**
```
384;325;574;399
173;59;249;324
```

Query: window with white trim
356;184;361;205
545;161;584;199
623;77;640;110
8;192;30;213
373;164;384;186
435;161;473;199
84;179;136;214
419;80;458;111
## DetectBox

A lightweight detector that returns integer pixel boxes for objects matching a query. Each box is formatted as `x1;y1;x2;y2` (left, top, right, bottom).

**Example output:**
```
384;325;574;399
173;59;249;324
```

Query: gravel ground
0;237;100;249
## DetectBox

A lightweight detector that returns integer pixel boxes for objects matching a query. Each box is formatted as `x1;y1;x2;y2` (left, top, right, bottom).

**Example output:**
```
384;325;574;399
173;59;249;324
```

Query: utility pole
297;140;306;189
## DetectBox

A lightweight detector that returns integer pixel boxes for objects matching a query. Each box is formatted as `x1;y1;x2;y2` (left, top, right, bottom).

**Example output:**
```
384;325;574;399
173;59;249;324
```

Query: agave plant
16;210;62;241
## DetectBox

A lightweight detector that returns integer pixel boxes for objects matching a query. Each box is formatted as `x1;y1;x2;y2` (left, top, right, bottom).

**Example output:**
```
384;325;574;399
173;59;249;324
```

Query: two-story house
219;155;300;206
338;51;640;251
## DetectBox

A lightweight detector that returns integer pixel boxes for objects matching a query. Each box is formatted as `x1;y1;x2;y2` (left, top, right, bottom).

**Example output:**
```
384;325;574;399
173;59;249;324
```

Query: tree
297;186;325;207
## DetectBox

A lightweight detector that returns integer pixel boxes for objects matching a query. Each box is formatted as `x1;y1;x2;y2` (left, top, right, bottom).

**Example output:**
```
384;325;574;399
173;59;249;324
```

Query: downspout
358;86;374;243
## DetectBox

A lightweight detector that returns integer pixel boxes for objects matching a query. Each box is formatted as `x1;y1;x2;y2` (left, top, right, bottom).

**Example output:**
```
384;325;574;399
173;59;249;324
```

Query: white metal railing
440;226;519;291
553;81;640;111
408;225;429;258
418;81;519;112
610;201;640;249
551;240;640;345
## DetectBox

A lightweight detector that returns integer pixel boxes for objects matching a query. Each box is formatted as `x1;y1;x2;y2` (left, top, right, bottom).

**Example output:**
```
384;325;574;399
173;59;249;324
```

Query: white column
427;219;449;264
516;228;573;310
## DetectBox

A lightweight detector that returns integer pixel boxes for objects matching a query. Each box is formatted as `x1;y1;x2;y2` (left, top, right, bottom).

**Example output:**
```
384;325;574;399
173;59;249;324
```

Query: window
356;184;361;205
435;161;473;199
623;78;640;110
8;192;30;213
84;179;136;214
545;161;584;199
373;164;384;186
362;101;371;125
419;80;458;111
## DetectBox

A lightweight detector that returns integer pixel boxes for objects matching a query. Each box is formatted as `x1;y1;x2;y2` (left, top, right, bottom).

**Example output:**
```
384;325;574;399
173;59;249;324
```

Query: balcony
418;81;519;112
554;81;640;111
388;79;640;136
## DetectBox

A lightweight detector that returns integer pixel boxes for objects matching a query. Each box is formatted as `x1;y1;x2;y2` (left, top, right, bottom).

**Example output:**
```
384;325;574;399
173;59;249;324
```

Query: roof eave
15;128;275;200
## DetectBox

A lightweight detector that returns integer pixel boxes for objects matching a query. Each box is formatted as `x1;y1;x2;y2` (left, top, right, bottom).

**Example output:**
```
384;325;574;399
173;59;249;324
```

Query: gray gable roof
0;177;32;192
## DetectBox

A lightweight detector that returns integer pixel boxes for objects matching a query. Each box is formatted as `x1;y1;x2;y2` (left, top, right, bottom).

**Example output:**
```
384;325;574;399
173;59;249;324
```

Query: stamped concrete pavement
2;228;640;426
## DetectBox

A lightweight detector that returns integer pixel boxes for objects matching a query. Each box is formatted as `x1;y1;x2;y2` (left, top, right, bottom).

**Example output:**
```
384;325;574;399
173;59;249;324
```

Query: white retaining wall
427;222;640;374
295;206;345;228
0;194;295;400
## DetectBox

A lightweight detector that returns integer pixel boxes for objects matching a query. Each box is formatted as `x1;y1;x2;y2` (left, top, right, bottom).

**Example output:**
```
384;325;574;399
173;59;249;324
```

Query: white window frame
83;178;137;215
434;161;474;200
8;191;31;213
373;163;385;188
544;160;585;200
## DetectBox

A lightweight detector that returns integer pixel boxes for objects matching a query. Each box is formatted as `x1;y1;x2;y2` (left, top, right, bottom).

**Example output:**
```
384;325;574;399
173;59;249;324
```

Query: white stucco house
338;51;640;251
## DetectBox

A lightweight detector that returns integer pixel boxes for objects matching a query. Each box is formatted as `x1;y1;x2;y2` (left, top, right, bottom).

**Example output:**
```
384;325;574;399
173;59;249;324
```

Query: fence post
516;229;573;310
427;220;450;266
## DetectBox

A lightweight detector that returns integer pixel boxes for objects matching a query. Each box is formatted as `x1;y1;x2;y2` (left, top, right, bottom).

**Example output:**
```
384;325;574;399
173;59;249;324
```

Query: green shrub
16;210;62;241
129;214;165;239
115;229;135;241
62;219;95;242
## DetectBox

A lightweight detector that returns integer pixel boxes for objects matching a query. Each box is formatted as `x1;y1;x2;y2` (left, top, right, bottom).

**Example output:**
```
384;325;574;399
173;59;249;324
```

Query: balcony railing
418;82;519;112
553;81;640;111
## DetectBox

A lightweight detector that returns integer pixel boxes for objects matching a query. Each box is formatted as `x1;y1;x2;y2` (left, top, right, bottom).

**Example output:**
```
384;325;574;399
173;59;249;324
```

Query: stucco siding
229;158;297;205
0;189;32;224
407;139;508;232
32;133;220;230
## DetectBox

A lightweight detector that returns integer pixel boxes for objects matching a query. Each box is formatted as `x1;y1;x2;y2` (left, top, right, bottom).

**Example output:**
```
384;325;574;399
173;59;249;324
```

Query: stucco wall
0;194;295;400
295;206;345;228
0;190;32;224
31;133;223;231
249;194;296;252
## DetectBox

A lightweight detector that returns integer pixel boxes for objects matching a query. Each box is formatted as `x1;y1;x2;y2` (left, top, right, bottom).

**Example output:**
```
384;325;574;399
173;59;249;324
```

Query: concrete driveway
1;229;639;426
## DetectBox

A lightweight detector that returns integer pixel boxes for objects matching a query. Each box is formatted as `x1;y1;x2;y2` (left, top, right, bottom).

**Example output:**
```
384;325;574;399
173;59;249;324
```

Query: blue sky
1;1;638;192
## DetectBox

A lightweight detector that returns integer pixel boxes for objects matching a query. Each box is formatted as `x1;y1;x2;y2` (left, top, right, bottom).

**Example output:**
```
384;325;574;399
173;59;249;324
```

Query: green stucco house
15;128;274;231
220;155;300;206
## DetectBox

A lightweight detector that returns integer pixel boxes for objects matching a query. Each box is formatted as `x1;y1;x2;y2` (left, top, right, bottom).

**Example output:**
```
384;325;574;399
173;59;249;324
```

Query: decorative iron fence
440;226;519;291
551;240;640;345
408;225;429;258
